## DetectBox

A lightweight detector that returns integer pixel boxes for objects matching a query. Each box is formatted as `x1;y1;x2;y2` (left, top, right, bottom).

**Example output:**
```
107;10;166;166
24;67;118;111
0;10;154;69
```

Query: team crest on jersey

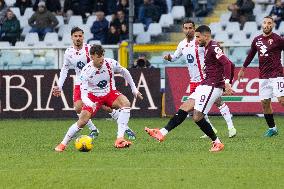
259;45;268;56
268;39;273;45
214;47;224;59
186;54;195;64
77;61;85;69
256;41;263;46
97;80;108;89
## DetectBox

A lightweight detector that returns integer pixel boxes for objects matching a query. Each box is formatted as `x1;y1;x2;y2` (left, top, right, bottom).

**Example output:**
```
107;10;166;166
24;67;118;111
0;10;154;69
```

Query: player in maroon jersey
238;16;284;137
145;25;233;152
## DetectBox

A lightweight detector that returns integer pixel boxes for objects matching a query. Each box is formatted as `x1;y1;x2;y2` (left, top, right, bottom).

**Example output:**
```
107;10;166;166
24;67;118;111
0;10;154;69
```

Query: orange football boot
144;127;165;142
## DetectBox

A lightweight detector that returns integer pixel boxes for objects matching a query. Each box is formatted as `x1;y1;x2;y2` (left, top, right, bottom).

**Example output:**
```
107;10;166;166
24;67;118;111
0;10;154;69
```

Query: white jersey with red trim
80;58;121;97
170;38;205;82
58;43;91;89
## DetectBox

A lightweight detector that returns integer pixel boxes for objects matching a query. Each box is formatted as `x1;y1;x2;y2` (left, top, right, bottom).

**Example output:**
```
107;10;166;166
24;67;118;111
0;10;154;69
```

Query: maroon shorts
82;90;122;116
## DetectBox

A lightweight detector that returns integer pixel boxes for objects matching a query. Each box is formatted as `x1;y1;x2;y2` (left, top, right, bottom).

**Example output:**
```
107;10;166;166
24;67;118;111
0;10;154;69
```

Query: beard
199;42;205;47
263;27;272;35
75;40;82;46
186;32;194;40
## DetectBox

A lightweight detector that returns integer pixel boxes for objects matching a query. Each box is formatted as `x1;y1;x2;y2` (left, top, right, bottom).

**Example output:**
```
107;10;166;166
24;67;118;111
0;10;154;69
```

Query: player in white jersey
52;27;136;140
55;45;143;151
163;19;236;138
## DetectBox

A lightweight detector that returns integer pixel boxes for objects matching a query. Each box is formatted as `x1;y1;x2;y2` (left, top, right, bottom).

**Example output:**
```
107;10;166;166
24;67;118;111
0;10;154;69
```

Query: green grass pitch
0;116;284;189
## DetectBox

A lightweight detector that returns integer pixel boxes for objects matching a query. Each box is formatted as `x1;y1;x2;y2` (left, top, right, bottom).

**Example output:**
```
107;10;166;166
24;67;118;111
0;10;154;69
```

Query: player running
238;16;284;137
52;27;136;140
145;25;234;152
163;19;236;138
55;44;143;152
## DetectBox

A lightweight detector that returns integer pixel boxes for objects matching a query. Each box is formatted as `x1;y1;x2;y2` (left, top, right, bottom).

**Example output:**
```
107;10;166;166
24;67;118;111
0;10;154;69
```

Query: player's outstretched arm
237;67;245;81
120;67;143;100
56;50;72;94
224;82;234;96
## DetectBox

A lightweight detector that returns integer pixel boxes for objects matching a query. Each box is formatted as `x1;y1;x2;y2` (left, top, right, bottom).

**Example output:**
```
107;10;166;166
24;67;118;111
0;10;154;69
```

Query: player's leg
199;115;218;138
259;78;278;137
109;92;132;148
277;96;284;106
145;98;194;142
101;105;136;139
214;98;236;138
192;85;224;152
74;85;99;137
261;99;278;136
55;110;92;152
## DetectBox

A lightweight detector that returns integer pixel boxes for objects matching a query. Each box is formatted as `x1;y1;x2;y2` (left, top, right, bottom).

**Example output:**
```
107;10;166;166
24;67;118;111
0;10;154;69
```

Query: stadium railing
0;45;119;70
0;43;283;74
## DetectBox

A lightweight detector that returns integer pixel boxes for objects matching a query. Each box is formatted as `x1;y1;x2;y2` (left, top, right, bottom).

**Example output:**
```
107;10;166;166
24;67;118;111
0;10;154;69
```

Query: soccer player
238;16;284;137
163;19;236;138
145;25;234;152
55;44;143;151
52;27;136;139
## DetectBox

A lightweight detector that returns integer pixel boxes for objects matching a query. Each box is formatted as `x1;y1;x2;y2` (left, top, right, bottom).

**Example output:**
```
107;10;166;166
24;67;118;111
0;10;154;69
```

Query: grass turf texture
0;116;283;189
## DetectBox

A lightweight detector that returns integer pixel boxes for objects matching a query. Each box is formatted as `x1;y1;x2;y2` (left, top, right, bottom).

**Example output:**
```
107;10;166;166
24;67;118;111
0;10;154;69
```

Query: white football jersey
80;58;122;97
171;38;205;82
58;43;91;89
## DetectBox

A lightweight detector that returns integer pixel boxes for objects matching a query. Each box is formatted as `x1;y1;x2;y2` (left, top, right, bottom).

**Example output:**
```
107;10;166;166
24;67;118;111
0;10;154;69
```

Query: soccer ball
74;135;94;152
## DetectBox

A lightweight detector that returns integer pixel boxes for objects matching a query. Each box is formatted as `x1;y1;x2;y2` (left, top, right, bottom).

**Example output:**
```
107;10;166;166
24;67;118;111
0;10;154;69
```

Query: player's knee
278;98;284;106
74;107;82;114
192;110;204;122
261;100;270;108
180;100;194;112
192;114;202;122
214;98;223;107
121;99;130;107
77;119;88;128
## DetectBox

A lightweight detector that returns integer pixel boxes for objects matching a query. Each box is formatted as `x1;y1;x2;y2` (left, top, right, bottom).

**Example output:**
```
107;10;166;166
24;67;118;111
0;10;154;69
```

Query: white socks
218;103;234;130
61;122;82;145
214;137;221;143
86;119;97;131
160;128;168;136
117;107;130;138
77;113;97;131
109;109;120;120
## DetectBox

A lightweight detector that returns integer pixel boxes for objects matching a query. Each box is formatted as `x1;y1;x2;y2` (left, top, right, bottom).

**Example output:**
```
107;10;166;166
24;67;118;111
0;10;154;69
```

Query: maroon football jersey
201;40;232;88
243;32;284;79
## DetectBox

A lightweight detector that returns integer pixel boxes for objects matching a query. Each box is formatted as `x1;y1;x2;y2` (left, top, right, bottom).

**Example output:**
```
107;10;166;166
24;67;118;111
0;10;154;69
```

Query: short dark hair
90;45;105;56
264;15;274;21
195;25;211;34
71;27;84;35
183;19;195;28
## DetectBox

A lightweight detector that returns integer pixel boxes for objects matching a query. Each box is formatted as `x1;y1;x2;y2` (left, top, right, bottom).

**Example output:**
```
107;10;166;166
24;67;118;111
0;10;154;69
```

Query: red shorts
189;82;201;95
73;85;81;102
82;90;121;116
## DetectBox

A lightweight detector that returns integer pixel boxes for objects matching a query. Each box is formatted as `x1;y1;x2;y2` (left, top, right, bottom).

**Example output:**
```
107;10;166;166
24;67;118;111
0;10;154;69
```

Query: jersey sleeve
170;42;183;62
80;66;95;107
108;58;138;93
212;45;232;81
58;50;71;90
281;37;284;50
109;58;123;73
243;38;257;68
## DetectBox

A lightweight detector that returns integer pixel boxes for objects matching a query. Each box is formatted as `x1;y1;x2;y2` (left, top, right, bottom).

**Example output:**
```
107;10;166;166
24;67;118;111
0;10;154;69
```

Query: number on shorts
200;95;206;103
277;82;284;90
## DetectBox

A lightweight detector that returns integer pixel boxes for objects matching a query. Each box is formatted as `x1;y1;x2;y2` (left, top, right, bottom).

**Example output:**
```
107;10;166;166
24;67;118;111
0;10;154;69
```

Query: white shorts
259;77;284;100
189;85;223;114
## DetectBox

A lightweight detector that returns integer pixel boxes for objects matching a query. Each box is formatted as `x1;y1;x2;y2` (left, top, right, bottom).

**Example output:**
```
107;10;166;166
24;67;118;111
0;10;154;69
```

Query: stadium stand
170;6;185;20
0;0;283;71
